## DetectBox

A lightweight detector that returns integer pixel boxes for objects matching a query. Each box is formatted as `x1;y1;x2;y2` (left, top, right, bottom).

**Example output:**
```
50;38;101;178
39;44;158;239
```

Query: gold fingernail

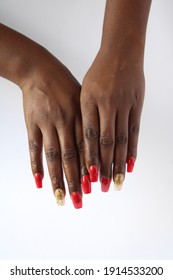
54;188;65;206
114;174;124;191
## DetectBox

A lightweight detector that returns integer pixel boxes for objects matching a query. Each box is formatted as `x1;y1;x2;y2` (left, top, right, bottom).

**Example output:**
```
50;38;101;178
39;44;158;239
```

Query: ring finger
43;125;65;206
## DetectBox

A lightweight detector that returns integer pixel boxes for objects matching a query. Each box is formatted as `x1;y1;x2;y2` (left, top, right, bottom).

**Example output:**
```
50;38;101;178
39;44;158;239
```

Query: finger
43;126;65;206
81;101;99;182
113;111;129;191
99;107;116;192
127;105;141;173
57;122;82;209
75;114;91;194
27;124;43;188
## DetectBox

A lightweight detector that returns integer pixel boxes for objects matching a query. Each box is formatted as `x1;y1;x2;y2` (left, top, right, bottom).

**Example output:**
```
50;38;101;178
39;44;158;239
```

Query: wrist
100;30;145;66
0;23;49;88
17;45;50;89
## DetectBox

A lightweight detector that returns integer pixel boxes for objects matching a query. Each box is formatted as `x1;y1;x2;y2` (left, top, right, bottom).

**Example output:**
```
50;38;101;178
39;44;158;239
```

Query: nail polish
114;174;124;191
101;177;111;192
54;188;65;206
71;192;82;209
89;165;98;182
127;157;136;172
34;173;43;188
81;175;91;194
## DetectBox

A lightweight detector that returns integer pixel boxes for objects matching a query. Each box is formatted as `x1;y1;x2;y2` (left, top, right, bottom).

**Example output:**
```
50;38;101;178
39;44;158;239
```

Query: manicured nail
34;173;43;188
114;174;124;191
81;175;91;194
71;192;82;209
101;177;111;192
127;157;136;172
89;165;98;182
54;188;65;206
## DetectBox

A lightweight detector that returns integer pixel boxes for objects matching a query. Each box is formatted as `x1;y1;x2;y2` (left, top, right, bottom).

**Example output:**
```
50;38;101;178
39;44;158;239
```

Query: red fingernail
101;177;111;192
34;173;43;188
127;157;136;172
89;165;98;182
71;192;82;209
81;175;91;194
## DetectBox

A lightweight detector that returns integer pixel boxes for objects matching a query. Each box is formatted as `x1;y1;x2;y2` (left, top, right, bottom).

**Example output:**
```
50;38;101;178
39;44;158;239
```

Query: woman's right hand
20;47;89;208
0;23;91;208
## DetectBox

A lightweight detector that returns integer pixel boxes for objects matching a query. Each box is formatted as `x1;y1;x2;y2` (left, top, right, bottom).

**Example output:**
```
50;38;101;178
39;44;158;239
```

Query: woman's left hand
81;49;145;192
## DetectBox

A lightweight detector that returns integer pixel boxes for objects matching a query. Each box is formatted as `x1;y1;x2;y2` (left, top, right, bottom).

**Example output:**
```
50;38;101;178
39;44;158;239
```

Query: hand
21;47;87;208
81;49;145;191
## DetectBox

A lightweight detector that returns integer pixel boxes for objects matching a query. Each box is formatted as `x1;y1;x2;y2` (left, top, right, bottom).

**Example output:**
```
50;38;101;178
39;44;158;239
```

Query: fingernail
114;174;124;191
81;175;91;194
54;188;65;206
101;177;111;192
34;173;43;188
89;165;98;182
71;192;82;209
127;157;136;172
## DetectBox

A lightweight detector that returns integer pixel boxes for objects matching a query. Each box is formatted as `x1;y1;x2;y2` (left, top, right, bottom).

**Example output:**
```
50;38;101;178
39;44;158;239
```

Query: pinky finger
27;125;44;188
127;106;141;173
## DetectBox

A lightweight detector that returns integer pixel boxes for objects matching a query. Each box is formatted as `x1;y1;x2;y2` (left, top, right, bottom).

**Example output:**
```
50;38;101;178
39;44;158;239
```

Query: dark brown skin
0;23;86;198
81;0;152;182
0;0;152;203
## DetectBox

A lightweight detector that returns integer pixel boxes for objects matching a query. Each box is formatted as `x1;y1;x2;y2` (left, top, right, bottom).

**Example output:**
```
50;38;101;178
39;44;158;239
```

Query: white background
0;0;173;260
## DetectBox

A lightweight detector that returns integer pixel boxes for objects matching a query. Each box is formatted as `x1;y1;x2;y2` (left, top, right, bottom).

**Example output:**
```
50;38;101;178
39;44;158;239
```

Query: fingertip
127;157;136;172
71;192;83;209
34;173;43;188
54;188;65;206
81;175;91;194
101;177;111;192
113;173;125;191
89;165;98;182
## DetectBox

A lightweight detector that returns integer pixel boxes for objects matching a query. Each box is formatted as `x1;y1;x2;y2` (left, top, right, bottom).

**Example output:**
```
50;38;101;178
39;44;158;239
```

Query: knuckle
100;136;113;148
29;140;40;153
129;124;139;135
45;147;60;162
62;149;77;162
85;128;98;141
116;134;127;144
77;140;84;153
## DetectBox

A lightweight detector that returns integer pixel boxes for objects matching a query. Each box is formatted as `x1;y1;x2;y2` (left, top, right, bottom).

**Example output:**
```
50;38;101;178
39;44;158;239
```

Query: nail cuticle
71;192;82;209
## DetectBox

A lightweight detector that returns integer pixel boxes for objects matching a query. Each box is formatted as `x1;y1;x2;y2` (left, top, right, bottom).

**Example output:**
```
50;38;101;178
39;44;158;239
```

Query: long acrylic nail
114;174;124;191
71;192;82;209
101;177;111;192
127;157;136;172
81;175;91;194
89;165;98;182
54;188;65;206
34;173;43;188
